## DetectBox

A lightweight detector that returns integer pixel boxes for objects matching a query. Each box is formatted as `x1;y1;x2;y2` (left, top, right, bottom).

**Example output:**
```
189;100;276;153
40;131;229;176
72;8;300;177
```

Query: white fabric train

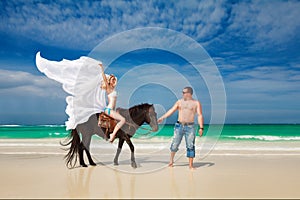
35;52;107;130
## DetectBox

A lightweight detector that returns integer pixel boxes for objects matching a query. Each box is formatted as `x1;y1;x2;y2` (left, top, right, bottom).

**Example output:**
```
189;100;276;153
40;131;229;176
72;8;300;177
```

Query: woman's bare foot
109;133;116;143
168;162;174;167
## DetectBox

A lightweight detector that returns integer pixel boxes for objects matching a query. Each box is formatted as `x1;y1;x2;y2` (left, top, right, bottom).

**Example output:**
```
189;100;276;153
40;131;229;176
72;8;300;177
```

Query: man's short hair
184;86;193;95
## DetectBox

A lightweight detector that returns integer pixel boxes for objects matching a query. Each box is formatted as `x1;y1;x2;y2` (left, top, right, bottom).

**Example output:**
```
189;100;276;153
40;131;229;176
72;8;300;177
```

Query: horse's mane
116;103;153;120
129;103;153;113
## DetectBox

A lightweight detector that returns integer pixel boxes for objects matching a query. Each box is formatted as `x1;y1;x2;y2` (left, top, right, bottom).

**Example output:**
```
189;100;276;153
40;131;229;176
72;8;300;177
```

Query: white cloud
226;66;300;83
2;0;299;53
0;0;233;50
223;66;300;111
228;1;300;48
0;69;66;98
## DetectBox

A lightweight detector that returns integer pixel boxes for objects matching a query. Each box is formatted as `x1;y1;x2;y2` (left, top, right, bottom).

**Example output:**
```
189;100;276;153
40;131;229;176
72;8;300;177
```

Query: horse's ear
149;104;155;111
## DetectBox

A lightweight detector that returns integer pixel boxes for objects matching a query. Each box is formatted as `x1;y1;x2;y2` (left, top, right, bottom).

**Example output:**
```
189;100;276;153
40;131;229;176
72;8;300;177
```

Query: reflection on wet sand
67;166;94;198
66;164;138;198
65;154;214;198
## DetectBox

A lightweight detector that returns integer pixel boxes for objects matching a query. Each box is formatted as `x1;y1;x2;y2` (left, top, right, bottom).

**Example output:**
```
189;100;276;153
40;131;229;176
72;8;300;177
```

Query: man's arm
196;101;204;136
157;101;179;123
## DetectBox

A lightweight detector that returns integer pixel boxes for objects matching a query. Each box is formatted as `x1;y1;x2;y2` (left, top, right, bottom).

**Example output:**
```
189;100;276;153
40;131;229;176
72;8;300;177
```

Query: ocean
1;124;300;162
1;124;300;142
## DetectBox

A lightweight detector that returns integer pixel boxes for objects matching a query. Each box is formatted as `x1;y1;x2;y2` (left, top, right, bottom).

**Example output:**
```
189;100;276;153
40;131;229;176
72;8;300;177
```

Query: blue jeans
170;122;195;158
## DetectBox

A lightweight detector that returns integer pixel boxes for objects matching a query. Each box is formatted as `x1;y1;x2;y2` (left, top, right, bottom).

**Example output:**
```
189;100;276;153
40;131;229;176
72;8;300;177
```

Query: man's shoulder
191;99;201;106
177;99;184;103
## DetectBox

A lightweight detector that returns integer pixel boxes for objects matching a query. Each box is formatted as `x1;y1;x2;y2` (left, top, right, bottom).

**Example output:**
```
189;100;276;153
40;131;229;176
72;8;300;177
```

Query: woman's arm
99;63;109;89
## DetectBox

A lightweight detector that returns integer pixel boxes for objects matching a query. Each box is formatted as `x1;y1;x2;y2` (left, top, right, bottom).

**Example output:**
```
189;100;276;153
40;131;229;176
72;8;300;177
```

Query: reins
125;121;154;137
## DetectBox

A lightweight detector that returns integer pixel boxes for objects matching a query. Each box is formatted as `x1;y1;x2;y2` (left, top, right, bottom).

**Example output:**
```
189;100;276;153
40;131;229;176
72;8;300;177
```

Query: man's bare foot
168;162;174;167
189;166;196;170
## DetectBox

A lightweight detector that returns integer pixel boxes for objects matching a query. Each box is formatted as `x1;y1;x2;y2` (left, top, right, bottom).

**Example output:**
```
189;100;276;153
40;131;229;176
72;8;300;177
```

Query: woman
35;52;107;131
36;51;124;142
99;63;125;143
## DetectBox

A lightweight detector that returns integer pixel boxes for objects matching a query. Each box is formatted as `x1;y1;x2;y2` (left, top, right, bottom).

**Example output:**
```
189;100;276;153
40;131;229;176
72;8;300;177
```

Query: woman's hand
99;63;105;73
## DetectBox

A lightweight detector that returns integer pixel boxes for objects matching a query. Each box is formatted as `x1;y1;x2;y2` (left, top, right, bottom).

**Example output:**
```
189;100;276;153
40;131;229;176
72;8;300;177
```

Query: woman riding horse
35;52;158;168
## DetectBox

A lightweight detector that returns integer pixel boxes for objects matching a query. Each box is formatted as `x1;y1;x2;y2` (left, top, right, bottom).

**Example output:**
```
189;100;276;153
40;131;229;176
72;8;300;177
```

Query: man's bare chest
179;100;196;111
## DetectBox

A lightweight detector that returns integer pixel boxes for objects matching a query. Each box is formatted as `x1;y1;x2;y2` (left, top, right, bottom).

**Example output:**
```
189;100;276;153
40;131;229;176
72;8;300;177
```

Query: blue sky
0;0;300;125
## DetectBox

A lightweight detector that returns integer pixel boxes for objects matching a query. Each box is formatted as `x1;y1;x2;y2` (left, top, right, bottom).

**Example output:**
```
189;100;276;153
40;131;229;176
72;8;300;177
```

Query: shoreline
1;123;300;126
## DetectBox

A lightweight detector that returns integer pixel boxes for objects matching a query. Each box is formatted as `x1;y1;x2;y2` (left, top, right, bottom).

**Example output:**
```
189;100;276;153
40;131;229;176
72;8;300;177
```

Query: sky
0;0;300;125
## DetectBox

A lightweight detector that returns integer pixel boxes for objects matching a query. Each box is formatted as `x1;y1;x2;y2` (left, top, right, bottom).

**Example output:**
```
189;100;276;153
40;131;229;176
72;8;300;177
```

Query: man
157;86;204;169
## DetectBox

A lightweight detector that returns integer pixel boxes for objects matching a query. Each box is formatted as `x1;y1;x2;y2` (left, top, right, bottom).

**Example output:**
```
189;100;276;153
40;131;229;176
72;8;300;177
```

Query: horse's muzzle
152;126;158;132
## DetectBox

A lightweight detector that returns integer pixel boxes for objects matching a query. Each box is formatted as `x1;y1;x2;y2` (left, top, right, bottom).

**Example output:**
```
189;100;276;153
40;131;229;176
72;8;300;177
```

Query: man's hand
157;117;164;124
198;128;203;137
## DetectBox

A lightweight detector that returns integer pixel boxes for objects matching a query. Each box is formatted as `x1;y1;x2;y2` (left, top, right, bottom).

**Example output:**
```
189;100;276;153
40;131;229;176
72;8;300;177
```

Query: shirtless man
157;87;204;169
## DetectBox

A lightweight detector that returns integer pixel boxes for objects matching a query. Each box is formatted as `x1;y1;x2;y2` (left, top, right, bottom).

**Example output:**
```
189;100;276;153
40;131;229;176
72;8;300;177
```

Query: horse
61;103;158;169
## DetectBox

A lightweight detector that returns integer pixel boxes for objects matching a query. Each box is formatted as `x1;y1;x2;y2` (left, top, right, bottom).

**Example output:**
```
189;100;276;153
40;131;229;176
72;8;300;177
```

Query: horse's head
144;104;158;132
128;103;158;132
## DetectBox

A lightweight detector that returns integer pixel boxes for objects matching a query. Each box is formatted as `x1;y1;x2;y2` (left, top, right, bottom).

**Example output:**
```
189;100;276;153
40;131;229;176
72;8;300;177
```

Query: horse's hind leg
85;148;96;166
79;143;87;167
125;137;137;168
81;134;96;166
114;138;125;165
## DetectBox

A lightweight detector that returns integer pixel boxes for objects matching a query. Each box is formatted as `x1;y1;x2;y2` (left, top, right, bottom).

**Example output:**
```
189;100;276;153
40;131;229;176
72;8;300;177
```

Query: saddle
97;112;117;139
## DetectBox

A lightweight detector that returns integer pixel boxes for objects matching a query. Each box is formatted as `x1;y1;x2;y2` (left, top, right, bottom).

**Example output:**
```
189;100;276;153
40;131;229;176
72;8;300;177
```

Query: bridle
125;107;156;136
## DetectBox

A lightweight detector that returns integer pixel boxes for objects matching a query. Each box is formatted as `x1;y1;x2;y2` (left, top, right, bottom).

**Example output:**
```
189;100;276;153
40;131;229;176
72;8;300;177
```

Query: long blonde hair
101;74;117;90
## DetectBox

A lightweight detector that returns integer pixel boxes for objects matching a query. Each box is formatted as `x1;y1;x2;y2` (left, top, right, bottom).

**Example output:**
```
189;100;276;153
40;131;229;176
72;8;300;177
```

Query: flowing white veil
35;52;107;130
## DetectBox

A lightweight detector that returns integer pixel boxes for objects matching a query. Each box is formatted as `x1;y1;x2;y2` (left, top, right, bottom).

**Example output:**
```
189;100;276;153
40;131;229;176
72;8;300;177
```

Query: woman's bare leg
107;110;125;143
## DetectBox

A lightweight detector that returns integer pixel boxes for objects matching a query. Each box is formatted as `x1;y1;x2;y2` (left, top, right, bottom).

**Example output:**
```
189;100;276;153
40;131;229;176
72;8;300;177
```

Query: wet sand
0;138;299;199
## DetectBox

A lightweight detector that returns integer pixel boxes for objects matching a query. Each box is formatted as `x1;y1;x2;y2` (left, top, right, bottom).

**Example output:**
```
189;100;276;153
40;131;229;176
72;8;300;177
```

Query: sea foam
224;135;300;141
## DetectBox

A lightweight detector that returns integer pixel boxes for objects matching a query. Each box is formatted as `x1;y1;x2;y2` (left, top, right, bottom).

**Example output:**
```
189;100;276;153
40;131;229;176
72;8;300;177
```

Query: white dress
35;52;107;130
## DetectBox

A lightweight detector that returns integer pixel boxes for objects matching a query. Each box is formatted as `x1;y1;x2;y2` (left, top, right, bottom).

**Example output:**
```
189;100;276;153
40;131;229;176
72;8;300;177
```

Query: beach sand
0;138;300;199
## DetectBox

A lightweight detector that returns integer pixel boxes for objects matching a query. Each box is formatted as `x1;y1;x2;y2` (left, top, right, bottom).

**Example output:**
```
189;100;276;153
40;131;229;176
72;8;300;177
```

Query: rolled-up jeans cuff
186;148;195;158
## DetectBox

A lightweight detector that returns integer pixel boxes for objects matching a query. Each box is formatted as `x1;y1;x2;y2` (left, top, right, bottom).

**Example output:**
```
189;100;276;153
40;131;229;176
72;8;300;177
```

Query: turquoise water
0;125;69;139
1;124;300;141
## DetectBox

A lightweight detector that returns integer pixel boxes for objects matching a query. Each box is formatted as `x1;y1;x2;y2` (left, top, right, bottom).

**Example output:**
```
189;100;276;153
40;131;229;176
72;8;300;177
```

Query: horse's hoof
131;162;137;168
114;162;119;166
90;163;96;166
81;164;88;167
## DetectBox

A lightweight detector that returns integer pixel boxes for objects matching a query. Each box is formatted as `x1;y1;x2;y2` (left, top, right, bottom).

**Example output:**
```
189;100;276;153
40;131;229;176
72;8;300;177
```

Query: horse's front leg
125;137;137;168
114;138;125;165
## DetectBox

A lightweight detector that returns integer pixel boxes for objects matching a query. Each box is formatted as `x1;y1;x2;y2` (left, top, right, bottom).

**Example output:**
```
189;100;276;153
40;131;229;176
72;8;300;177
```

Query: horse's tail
60;129;81;169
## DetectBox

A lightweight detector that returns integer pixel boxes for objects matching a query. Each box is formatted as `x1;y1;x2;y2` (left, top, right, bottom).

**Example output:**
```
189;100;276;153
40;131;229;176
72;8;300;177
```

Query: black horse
61;103;158;169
